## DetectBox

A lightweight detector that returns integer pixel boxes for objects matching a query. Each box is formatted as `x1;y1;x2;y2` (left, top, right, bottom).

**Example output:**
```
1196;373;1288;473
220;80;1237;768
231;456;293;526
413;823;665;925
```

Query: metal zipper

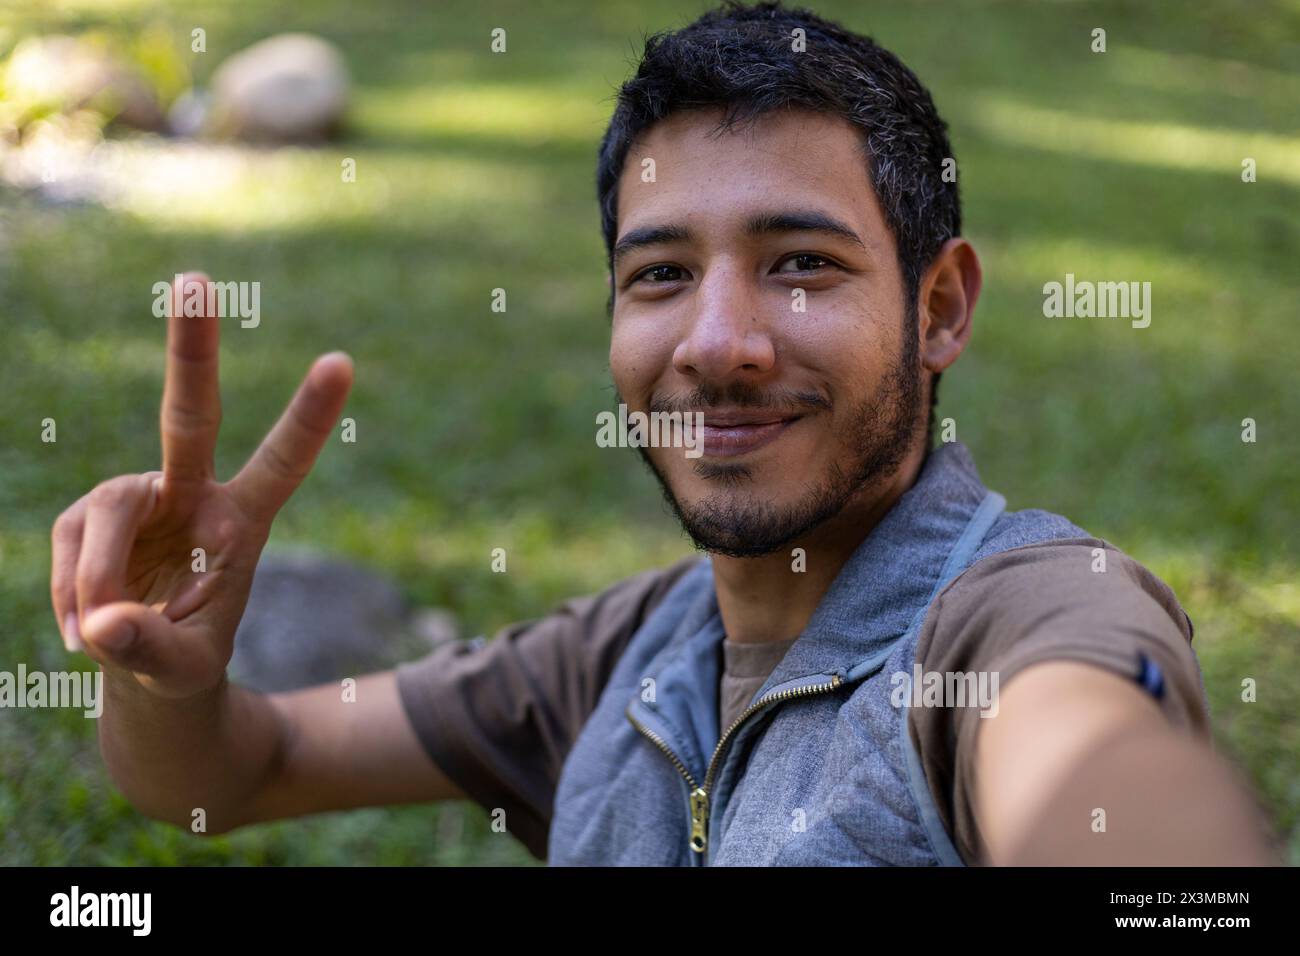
625;672;843;860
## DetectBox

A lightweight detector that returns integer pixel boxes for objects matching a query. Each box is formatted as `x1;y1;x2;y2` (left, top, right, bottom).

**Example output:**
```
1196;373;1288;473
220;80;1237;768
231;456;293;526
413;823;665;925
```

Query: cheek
794;295;898;394
610;319;672;404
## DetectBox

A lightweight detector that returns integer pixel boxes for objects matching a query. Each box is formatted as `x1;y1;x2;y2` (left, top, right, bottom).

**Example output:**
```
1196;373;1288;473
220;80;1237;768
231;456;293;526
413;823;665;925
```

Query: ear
917;237;981;374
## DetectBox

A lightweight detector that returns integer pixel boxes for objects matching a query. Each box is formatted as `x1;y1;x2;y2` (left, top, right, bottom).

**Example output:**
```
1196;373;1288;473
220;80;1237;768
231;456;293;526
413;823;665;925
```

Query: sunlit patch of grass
979;235;1287;361
972;94;1300;185
46;139;548;232
1106;45;1300;110
354;82;610;145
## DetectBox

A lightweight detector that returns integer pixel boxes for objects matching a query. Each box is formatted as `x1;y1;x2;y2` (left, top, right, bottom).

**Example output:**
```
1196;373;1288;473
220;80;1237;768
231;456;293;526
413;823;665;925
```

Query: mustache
645;383;832;416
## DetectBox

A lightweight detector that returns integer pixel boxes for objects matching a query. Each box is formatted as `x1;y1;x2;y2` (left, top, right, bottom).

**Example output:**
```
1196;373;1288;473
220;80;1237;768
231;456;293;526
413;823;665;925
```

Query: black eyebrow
745;210;867;250
610;210;865;270
611;224;694;266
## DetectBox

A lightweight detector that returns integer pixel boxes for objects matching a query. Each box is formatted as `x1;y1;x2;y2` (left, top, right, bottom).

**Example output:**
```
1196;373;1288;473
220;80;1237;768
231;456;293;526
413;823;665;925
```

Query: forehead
615;107;889;246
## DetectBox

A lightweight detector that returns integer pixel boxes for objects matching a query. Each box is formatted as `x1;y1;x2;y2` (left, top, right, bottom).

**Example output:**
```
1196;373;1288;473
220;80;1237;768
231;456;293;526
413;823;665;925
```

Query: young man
50;2;1272;865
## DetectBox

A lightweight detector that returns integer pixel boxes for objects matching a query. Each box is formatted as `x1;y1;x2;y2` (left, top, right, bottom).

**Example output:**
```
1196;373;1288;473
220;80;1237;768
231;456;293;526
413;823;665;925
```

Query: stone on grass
206;33;349;143
229;551;456;693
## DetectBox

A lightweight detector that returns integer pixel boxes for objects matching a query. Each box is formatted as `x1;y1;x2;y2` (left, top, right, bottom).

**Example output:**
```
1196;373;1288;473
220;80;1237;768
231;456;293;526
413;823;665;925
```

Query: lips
698;411;801;457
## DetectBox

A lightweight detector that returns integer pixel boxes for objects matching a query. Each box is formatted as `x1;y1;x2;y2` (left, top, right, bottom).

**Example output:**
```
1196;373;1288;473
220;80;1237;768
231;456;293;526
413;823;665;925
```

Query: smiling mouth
698;413;803;457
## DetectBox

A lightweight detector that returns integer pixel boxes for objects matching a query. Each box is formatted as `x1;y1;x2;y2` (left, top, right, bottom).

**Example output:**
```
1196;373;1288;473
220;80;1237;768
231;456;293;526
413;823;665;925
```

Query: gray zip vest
548;442;1087;865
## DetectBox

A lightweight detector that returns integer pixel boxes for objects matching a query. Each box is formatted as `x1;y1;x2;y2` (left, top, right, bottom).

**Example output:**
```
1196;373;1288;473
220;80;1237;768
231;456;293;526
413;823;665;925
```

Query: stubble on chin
624;317;924;558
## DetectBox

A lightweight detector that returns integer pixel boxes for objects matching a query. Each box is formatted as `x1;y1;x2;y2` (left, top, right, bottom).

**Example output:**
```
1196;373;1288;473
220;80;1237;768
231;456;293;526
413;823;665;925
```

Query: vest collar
759;439;992;692
627;441;996;769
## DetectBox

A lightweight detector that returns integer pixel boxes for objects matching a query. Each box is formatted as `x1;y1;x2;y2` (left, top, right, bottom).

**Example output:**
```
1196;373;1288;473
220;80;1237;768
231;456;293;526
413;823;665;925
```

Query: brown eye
776;254;831;273
637;264;685;283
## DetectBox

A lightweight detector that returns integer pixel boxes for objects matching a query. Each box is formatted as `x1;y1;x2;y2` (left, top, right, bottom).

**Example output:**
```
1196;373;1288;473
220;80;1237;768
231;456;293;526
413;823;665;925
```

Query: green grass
1;0;1297;864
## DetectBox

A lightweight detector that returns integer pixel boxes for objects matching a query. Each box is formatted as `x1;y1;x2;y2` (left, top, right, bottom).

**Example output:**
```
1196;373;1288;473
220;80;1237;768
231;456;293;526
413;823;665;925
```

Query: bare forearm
97;670;285;834
1000;727;1277;865
976;662;1279;866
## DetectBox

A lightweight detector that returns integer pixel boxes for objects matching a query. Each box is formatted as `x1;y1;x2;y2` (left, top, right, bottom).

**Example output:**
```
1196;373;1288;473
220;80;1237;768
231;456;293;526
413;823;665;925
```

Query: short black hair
597;0;960;431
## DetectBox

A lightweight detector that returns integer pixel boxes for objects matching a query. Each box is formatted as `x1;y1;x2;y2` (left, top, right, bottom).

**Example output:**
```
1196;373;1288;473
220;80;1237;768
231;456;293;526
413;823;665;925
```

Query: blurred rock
206;33;349;143
166;89;210;138
229;551;457;693
3;35;165;131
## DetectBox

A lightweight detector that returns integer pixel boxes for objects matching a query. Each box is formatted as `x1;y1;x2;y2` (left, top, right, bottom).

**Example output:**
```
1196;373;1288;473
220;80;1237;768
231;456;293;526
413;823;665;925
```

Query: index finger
161;271;221;485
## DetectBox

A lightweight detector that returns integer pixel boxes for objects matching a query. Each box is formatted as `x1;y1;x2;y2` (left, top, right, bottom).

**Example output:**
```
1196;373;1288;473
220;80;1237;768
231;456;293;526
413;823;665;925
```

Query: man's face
609;107;924;557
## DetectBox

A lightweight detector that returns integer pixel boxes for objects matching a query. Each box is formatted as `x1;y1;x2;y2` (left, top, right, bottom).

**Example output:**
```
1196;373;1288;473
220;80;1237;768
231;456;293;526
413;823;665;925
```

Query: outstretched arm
973;661;1275;865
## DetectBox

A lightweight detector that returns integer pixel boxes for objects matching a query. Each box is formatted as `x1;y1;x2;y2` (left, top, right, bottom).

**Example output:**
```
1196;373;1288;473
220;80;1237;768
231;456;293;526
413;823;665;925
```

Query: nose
671;262;776;381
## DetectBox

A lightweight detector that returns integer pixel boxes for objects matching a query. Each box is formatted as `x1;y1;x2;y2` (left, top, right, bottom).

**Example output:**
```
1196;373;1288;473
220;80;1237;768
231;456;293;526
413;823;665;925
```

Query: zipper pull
689;787;709;853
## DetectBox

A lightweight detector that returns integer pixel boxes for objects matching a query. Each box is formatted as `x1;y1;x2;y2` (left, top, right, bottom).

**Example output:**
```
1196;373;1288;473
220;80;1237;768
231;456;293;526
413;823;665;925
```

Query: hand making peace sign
49;273;354;698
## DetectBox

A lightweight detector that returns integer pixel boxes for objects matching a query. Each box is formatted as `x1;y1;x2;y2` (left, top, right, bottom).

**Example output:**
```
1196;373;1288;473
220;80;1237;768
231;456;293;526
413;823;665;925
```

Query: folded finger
74;474;159;622
51;498;88;651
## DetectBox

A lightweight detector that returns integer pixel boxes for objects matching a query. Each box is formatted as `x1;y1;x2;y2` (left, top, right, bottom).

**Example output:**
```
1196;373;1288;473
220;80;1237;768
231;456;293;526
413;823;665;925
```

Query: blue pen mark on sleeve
1136;653;1165;700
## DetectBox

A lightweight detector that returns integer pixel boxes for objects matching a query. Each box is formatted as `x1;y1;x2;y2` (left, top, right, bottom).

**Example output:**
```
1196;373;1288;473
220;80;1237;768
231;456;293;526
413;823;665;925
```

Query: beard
631;315;924;559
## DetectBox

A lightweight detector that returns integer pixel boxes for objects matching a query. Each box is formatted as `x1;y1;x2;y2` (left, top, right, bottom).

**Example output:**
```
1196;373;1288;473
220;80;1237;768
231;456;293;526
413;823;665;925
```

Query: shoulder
907;528;1211;864
396;554;705;693
559;554;707;634
915;531;1200;696
934;532;1193;649
482;554;708;665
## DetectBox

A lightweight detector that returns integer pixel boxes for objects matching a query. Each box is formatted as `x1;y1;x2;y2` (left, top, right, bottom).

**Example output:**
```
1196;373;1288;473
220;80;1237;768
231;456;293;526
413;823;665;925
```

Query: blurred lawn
1;0;1297;865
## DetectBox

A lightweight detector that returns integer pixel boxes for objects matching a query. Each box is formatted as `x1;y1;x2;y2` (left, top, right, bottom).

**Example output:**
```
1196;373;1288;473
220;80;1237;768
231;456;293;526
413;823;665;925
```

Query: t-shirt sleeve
394;556;701;859
908;538;1211;866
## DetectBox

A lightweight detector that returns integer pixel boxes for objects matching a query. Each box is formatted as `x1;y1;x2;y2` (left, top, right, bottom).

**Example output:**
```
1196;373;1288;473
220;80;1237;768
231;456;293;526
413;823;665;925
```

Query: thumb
82;602;224;698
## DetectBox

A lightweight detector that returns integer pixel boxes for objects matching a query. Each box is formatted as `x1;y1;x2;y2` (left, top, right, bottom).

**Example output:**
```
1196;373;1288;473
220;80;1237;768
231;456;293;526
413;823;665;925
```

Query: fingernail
96;621;137;653
63;612;85;653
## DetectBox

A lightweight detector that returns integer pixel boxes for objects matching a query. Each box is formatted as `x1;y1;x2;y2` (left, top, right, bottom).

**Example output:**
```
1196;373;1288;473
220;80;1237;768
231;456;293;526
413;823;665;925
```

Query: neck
711;440;930;644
